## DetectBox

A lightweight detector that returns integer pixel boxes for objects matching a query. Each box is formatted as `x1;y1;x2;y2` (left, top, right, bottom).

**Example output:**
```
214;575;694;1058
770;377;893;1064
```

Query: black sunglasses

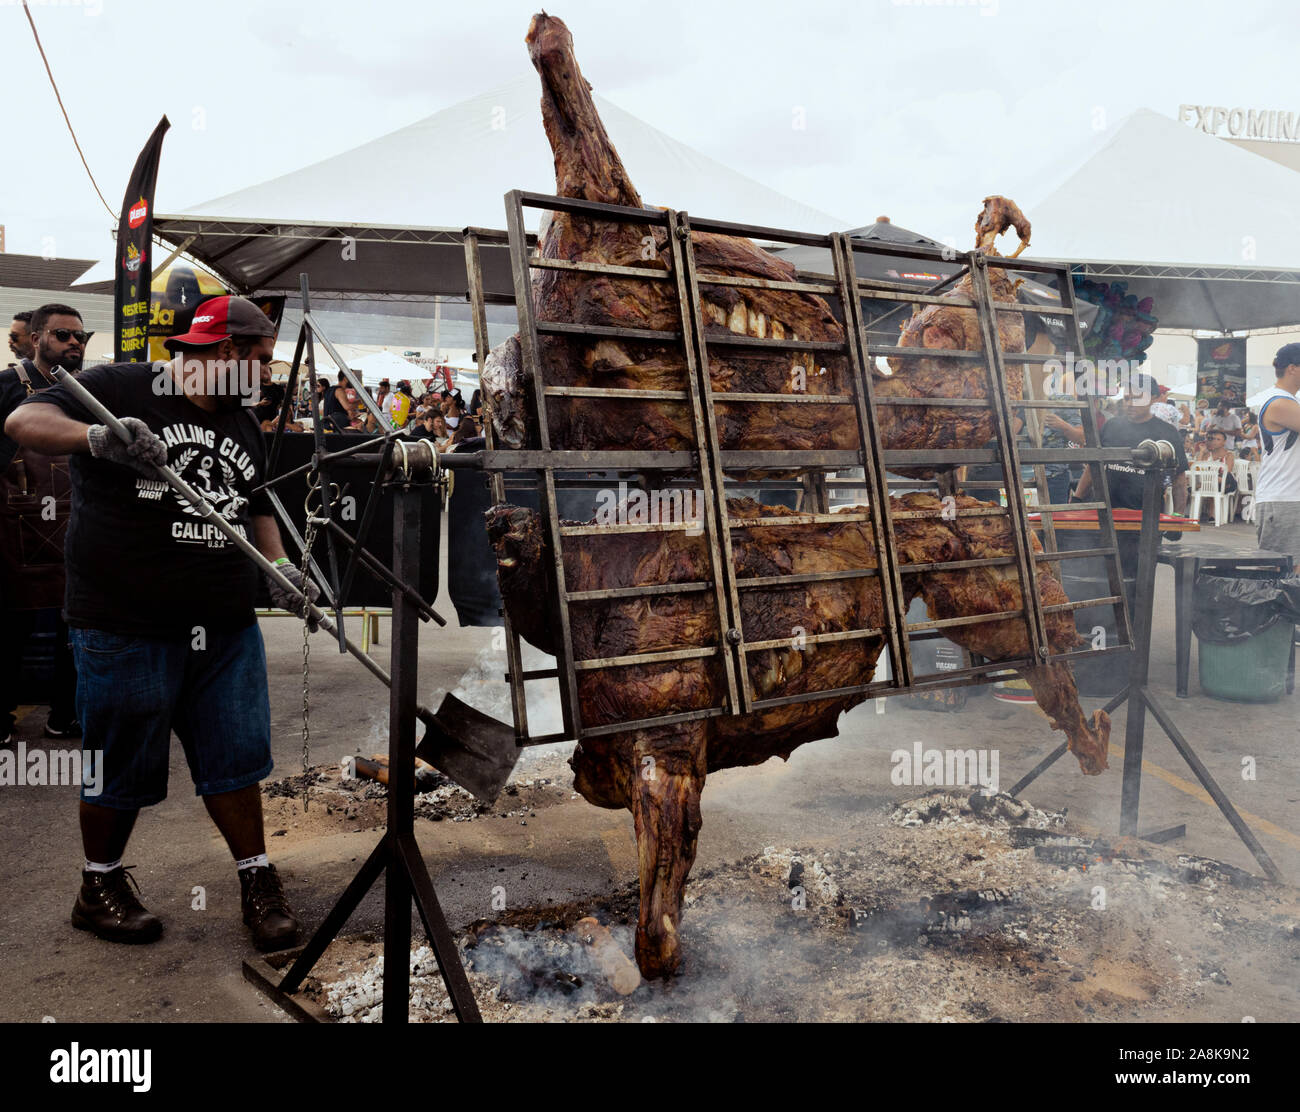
46;328;92;344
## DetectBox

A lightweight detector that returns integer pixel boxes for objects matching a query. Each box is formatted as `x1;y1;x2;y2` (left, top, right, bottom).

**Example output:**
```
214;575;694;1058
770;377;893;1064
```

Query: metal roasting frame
244;474;483;1024
486;190;1134;743
227;191;1284;1027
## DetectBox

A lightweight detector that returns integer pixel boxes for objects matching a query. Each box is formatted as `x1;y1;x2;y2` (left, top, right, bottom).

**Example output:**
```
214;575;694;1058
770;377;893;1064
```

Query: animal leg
1018;662;1111;774
628;727;706;979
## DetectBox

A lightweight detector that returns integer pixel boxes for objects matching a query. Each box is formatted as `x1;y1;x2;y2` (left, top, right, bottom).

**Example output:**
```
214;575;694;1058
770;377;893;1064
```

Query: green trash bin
1193;567;1294;703
1198;619;1291;703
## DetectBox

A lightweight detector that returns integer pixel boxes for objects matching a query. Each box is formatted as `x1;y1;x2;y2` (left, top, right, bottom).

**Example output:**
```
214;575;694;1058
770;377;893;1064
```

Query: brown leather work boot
71;867;164;944
240;864;301;952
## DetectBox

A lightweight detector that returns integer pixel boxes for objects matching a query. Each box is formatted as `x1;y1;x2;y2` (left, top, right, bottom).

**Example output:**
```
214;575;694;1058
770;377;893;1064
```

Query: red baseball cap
165;296;277;349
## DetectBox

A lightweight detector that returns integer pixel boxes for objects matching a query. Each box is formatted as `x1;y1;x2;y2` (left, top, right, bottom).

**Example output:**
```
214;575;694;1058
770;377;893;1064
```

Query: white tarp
1007;110;1300;332
1247;386;1292;409
182;77;844;234
347;350;428;388
75;76;843;301
1026;110;1300;270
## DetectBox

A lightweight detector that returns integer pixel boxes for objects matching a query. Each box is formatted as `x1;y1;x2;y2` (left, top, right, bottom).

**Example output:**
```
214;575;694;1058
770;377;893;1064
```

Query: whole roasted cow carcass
480;13;1109;979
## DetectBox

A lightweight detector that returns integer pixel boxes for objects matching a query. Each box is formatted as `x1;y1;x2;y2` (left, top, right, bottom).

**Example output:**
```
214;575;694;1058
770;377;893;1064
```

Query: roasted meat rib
487;495;1110;978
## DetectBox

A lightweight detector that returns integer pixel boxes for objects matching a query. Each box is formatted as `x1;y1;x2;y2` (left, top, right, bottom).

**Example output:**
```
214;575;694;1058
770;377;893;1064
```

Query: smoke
450;643;573;770
463;922;639;1010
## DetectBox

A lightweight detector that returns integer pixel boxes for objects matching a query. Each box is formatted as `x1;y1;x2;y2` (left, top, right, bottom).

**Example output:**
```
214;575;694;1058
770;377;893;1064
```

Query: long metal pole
51;367;442;727
463;229;530;742
382;486;418;1022
1119;467;1163;835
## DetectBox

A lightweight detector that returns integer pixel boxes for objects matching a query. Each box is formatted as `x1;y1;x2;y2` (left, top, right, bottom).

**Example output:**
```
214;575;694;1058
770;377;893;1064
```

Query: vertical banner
114;115;170;363
1197;337;1248;406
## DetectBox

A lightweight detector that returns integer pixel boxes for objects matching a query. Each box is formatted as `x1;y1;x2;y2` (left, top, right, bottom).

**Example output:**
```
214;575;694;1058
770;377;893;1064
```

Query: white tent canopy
188;77;845;235
1027;110;1300;269
347;350;427;388
1015;110;1300;332
77;77;845;302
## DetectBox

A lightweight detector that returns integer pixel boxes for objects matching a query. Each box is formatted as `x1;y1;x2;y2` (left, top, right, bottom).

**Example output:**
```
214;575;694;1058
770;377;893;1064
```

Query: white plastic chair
1234;459;1259;522
1189;460;1232;526
1232;458;1252;494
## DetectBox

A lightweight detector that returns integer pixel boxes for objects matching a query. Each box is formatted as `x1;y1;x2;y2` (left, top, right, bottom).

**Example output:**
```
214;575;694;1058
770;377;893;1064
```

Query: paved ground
2;517;1296;1022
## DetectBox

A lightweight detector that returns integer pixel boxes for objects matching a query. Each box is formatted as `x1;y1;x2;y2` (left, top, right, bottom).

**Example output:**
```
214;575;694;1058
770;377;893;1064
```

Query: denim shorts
70;623;272;809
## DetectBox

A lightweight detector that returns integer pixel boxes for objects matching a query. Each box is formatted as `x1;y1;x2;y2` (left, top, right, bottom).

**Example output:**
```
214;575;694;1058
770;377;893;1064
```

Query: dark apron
0;365;72;610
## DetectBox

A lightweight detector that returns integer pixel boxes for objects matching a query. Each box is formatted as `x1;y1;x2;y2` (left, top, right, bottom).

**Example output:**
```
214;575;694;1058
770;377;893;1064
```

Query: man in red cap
4;296;317;952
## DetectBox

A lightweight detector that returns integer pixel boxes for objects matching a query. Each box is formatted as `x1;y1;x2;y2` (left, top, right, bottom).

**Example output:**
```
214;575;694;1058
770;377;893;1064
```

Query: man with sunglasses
8;310;35;369
0;303;87;748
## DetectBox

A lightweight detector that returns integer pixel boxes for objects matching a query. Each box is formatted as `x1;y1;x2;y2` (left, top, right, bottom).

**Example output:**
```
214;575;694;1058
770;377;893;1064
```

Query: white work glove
86;417;168;477
267;561;321;631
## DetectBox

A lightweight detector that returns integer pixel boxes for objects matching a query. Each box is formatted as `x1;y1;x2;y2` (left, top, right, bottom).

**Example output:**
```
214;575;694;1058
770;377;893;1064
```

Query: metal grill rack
470;190;1140;744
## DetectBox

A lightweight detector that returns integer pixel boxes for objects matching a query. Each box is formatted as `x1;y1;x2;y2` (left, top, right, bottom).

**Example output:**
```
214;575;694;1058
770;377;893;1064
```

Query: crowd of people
1018;379;1283;525
290;372;483;448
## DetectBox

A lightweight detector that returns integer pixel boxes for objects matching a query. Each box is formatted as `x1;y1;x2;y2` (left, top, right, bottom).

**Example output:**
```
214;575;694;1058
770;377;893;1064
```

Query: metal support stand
1008;465;1284;883
243;484;482;1022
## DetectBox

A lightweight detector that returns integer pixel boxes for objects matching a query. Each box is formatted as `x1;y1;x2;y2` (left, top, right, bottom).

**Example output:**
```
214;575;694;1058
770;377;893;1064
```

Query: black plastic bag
1192;572;1300;645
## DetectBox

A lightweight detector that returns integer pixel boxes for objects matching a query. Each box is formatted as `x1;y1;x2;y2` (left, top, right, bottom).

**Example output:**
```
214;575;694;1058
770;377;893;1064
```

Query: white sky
1;0;1295;262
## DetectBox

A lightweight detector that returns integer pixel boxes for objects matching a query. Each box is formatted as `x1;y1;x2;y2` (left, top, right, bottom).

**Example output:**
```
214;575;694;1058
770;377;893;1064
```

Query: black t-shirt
17;362;274;635
0;358;53;472
1099;413;1188;510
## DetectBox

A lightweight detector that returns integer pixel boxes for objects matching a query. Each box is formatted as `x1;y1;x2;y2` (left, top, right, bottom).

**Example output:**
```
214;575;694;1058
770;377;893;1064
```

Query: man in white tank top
1254;343;1300;556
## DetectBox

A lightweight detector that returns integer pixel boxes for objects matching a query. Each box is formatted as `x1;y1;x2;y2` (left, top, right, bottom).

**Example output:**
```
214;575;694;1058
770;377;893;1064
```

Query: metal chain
299;472;321;813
